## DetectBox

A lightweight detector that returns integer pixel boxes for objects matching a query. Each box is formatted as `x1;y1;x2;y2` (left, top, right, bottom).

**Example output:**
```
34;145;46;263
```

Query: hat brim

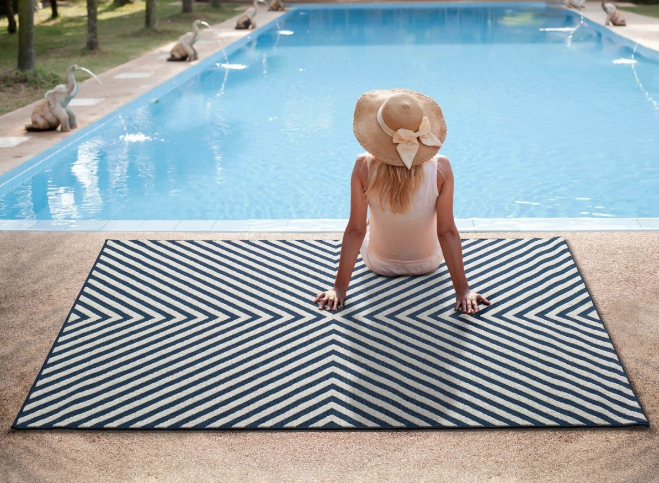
353;89;447;168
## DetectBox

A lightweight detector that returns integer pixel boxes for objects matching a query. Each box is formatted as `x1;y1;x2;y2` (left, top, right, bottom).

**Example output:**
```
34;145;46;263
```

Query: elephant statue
25;65;79;132
566;0;586;9
168;20;211;62
236;0;268;30
602;1;626;26
268;0;285;11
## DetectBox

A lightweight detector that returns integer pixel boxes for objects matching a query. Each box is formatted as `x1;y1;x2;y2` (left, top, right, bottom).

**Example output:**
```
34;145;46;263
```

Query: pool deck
1;230;657;482
576;1;659;55
2;217;659;232
0;7;287;178
0;3;658;482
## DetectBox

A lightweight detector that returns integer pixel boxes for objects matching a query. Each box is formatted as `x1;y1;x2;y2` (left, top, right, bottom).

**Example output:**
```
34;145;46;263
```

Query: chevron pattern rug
13;237;648;430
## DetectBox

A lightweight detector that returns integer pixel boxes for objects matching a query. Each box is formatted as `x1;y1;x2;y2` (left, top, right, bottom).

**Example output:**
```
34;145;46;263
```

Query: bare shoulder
354;152;371;185
435;154;453;187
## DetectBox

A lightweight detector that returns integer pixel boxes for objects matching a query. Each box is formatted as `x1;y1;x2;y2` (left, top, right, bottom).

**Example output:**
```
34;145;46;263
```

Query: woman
313;89;490;315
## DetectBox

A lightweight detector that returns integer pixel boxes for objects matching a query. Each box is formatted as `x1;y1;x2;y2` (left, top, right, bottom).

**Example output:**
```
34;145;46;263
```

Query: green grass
620;3;659;19
0;0;239;115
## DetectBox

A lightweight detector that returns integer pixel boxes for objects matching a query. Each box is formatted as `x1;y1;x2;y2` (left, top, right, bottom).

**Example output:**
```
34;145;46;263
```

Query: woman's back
362;154;444;274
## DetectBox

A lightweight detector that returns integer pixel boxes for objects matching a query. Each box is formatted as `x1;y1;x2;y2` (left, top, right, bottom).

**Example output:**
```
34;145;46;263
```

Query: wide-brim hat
353;88;447;169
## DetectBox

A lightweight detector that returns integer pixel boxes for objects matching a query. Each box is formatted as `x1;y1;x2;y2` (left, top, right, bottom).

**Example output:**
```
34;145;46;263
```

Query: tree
86;0;99;50
4;0;17;34
145;0;156;30
50;0;57;19
182;0;192;14
17;0;34;70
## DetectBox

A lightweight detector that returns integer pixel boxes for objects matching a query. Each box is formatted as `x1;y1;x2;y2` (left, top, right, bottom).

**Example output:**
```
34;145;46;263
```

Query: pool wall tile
1;217;659;232
248;219;290;232
101;220;146;231
455;219;474;231
211;220;252;232
65;220;109;231
575;218;642;230
516;218;580;231
139;220;181;231
472;218;521;231
323;219;349;231
31;220;76;230
637;218;659;230
0;220;38;230
174;220;216;232
286;219;327;232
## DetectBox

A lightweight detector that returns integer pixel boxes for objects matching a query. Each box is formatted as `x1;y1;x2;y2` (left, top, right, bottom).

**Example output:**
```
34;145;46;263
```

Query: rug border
12;239;111;430
559;238;650;428
11;236;650;430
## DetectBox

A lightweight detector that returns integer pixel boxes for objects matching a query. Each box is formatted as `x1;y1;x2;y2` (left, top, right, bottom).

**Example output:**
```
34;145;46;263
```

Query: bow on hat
377;104;443;169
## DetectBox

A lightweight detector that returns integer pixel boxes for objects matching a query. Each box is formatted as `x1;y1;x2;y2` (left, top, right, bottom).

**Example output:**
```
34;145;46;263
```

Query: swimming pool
1;2;658;223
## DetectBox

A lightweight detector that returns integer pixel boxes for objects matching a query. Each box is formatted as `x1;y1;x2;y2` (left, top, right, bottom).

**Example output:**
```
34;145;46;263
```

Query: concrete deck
1;230;658;482
576;1;659;54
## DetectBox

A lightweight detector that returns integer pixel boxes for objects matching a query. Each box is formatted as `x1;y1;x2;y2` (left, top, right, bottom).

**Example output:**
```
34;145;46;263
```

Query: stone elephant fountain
25;64;79;132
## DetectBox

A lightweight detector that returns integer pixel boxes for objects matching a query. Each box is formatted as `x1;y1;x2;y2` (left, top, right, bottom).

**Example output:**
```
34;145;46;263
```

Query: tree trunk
50;0;57;18
5;0;17;33
182;0;192;14
210;0;220;8
145;0;156;29
86;0;99;50
17;0;34;70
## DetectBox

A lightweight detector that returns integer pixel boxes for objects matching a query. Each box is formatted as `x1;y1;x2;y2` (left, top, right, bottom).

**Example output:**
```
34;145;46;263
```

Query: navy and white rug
13;237;648;429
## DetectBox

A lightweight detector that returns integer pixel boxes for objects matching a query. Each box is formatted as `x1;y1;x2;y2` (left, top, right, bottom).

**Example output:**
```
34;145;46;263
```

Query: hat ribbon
377;104;443;169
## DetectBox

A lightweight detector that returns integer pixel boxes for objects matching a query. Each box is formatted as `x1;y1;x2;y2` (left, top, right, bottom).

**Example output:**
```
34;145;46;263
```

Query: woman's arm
435;156;490;314
314;156;368;311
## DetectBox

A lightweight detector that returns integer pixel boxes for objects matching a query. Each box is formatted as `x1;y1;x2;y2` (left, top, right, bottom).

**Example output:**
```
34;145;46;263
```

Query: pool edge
1;218;658;232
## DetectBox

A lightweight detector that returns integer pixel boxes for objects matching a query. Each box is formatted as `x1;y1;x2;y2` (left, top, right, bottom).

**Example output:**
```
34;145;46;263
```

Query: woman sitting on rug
314;89;490;314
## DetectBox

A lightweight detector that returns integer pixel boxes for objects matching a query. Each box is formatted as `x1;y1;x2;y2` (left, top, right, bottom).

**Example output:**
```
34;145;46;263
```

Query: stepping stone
114;73;153;79
0;137;29;148
69;98;105;107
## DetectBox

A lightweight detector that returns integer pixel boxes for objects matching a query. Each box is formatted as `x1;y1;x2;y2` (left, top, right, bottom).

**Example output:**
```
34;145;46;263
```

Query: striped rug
13;237;648;429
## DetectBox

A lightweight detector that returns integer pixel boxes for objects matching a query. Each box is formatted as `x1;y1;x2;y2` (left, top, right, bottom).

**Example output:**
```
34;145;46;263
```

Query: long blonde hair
362;153;425;214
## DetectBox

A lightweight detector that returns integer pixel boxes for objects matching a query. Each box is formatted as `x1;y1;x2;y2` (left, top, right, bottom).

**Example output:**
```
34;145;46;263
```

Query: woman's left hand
455;289;490;315
314;285;347;311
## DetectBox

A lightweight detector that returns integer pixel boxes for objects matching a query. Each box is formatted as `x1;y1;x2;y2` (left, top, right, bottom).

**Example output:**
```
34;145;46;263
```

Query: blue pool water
1;2;659;220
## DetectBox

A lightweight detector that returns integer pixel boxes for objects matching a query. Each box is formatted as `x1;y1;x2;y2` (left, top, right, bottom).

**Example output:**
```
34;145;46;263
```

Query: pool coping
1;217;658;232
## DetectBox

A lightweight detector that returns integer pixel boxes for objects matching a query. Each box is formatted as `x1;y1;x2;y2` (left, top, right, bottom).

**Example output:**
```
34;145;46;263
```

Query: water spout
75;66;129;140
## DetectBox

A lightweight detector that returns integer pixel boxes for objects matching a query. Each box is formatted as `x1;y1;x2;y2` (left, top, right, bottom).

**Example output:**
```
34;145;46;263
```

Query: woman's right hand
314;286;347;311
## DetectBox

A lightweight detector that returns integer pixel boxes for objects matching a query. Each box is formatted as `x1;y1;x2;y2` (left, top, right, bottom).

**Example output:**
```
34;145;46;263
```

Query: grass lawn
620;3;659;19
0;0;239;115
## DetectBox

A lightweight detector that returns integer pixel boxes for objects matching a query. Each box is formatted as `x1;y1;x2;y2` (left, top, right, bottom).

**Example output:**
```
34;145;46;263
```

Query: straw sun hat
353;89;447;169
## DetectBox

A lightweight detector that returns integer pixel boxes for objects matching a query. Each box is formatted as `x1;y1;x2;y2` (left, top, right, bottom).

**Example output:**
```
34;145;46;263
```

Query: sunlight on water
216;63;249;70
613;58;637;65
119;133;157;142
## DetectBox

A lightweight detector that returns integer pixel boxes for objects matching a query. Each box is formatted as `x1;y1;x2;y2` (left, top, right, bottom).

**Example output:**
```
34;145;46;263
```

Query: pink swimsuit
360;155;445;277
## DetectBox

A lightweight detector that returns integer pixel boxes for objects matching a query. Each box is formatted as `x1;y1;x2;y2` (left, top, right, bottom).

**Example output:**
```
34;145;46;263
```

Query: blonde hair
362;154;424;214
361;153;447;214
